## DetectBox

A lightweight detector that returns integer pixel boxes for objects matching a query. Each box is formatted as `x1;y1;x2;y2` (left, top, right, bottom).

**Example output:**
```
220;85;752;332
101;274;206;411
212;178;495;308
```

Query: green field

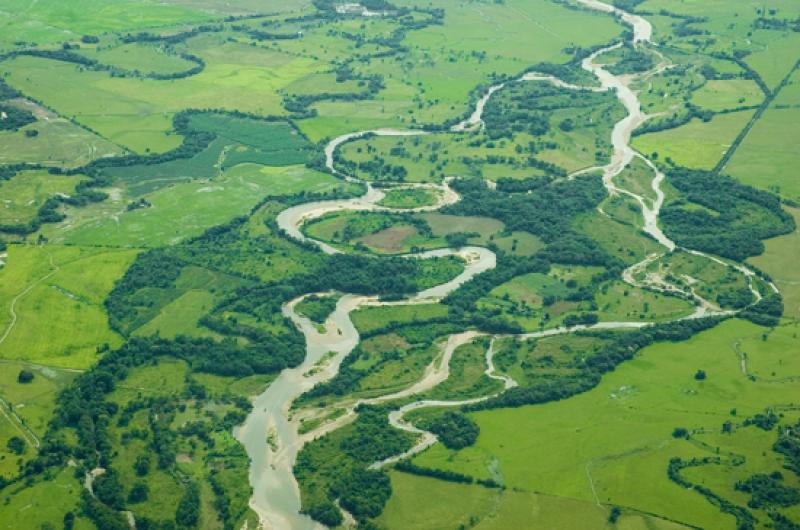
0;245;138;368
0;44;318;152
0;170;84;225
62;165;351;247
749;207;800;319
632;110;755;170
727;107;800;201
0;0;212;49
1;0;799;528
0;101;124;168
379;471;690;530
413;319;800;528
690;79;764;112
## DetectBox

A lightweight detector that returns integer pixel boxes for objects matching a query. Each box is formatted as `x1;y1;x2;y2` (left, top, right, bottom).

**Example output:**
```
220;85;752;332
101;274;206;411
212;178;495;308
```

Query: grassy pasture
82;41;197;75
690;79;763;112
632;110;754;169
0;468;93;530
726;107;800;201
379;471;690;530
1;41;319;153
351;303;450;335
63;165;348;247
0;360;79;478
0;100;124;167
412;319;800;529
0;170;84;225
749;207;800;319
377;187;439;209
0;0;211;49
576;210;661;265
0;244;138;368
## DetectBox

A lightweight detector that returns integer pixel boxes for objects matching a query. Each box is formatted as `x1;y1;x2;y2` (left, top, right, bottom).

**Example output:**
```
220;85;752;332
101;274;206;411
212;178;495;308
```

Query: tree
672;427;689;439
176;482;200;527
17;369;34;384
134;454;150;476
694;369;707;381
128;482;149;503
6;436;25;455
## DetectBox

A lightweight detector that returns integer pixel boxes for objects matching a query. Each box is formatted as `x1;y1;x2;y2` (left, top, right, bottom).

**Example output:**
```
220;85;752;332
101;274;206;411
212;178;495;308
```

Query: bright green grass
492;231;545;257
577;210;661;265
0;245;138;369
749;207;800;319
0;0;211;49
413;319;800;529
1;42;319;153
63;165;348;247
743;31;800;90
0;170;84;225
614;158;658;206
0;361;79;478
595;281;695;323
83;41;197;75
377;187;439;209
133;289;216;339
0;467;94;530
726;107;800;201
351;303;450;335
420;213;505;246
690;79;764;112
632;110;755;170
379;471;689;530
0;101;124;168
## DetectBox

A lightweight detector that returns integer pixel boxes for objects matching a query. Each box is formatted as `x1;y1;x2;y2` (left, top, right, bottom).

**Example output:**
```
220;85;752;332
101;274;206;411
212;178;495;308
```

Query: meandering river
235;2;772;528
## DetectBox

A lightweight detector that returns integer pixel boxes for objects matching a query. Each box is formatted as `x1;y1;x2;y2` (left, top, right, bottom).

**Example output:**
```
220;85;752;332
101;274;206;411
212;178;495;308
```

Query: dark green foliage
63;512;75;530
305;503;343;527
93;471;125;510
134;454;150;476
423;411;479;449
339;406;414;462
774;420;800;474
175;482;200;527
672;427;689;439
6;436;25;455
661;169;795;261
741;293;784;327
735;472;800;509
694;369;707;381
606;45;655;75
0;78;21;100
331;468;392;520
296;294;338;324
17;369;34;383
482;81;617;142
744;410;779;431
128;482;149;503
0;104;36;130
105;249;185;333
444;175;607;245
80;490;129;530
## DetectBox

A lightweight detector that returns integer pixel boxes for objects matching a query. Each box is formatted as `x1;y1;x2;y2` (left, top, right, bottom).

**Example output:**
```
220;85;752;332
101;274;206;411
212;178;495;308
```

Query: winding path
235;2;776;528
